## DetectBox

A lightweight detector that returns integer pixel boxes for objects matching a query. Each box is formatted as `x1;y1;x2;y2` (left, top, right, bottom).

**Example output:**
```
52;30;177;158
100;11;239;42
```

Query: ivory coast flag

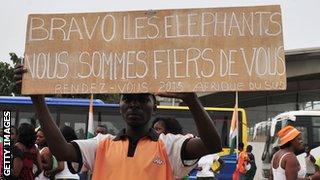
87;94;94;139
229;92;238;154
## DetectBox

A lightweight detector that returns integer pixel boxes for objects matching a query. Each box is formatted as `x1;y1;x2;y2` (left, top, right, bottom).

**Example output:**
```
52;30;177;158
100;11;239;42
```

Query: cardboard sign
22;5;286;94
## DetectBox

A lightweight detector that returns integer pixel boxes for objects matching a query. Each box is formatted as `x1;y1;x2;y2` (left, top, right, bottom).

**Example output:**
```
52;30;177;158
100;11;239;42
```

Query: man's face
292;134;305;154
153;121;166;134
36;131;46;147
120;94;156;128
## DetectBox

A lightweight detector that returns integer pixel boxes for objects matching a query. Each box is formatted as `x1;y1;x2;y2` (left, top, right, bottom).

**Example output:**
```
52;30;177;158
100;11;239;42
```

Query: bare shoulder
282;152;299;167
273;151;297;168
283;152;298;162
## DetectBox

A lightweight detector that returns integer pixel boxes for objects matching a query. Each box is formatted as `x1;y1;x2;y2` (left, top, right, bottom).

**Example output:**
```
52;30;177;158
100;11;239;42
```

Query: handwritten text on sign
22;5;286;94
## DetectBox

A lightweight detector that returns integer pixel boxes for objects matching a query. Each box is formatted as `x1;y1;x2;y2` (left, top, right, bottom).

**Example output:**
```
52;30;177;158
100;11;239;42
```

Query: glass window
312;128;320;143
271;121;282;145
74;122;87;138
311;116;320;144
60;112;88;139
274;121;282;136
99;114;123;135
312;116;320;126
295;126;308;143
19;111;37;127
217;111;243;147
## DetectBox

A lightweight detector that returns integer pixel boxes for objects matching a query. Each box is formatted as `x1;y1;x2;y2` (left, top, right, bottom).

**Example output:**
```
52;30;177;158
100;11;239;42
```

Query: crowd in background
0;123;108;179
1;117;320;180
1;116;225;180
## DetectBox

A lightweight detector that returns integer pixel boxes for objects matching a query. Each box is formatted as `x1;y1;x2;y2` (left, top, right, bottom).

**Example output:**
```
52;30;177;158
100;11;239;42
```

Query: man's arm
284;154;305;180
14;65;77;162
31;96;77;162
45;161;64;178
13;157;23;177
157;93;222;159
34;148;43;177
310;172;320;180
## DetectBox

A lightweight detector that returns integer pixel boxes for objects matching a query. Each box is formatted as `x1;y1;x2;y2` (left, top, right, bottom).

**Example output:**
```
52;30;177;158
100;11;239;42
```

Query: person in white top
54;126;80;180
196;154;224;179
14;89;223;179
153;116;225;179
305;145;316;176
270;126;306;180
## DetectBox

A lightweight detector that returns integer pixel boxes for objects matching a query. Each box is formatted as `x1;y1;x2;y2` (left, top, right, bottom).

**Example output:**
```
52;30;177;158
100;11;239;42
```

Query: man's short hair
120;93;158;106
152;117;183;134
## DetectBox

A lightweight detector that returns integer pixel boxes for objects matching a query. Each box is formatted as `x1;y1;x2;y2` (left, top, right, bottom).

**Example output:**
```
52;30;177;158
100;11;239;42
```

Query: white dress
196;154;219;178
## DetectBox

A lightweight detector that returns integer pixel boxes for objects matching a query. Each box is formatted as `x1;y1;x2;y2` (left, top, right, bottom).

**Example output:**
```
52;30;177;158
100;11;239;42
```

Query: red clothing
0;144;3;176
236;151;249;173
18;145;38;180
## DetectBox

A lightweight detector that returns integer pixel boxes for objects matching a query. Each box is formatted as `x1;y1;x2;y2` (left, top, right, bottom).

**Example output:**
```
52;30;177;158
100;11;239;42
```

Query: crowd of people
0;122;130;179
232;143;257;180
0;65;318;180
2;105;320;180
3;65;222;180
232;126;320;180
3;115;232;180
4;124;81;180
4;117;320;180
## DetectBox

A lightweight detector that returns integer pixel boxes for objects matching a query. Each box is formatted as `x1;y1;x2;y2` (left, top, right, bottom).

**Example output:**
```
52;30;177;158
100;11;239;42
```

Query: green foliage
0;53;23;95
0;62;14;95
9;53;23;65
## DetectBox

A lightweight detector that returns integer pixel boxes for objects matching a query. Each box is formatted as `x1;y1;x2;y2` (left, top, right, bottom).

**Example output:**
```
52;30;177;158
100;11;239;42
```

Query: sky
1;0;320;64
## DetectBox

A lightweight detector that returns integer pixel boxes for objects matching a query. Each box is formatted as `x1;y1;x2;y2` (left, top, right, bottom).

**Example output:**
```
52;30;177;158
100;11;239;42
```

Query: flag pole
235;91;239;158
87;94;94;139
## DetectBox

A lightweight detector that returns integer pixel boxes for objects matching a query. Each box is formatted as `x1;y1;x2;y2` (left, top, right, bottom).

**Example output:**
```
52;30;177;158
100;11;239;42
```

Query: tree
0;62;14;95
0;53;22;95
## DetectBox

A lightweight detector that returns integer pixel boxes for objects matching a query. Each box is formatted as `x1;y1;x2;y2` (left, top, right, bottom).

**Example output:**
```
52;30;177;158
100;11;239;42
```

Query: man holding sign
15;5;286;180
15;66;222;180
